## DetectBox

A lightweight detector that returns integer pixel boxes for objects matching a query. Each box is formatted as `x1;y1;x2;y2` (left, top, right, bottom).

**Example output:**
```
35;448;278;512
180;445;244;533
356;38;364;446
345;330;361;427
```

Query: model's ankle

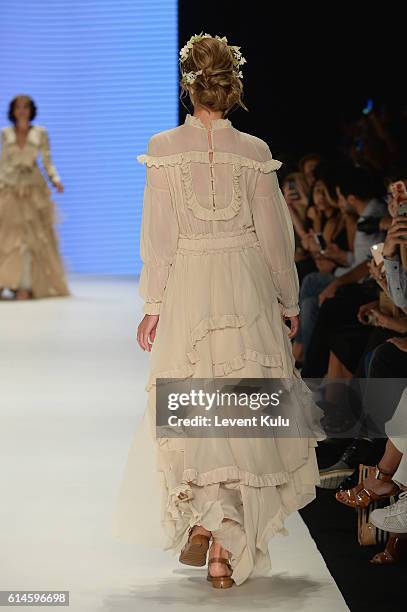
191;525;211;538
208;542;232;577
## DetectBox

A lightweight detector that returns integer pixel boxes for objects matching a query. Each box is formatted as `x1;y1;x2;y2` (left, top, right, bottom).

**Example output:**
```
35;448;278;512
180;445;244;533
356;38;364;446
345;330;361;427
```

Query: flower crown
179;32;246;85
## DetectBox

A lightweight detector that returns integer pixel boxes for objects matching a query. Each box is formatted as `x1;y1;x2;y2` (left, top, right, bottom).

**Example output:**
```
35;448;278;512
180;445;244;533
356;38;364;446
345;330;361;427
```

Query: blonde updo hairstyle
180;36;248;117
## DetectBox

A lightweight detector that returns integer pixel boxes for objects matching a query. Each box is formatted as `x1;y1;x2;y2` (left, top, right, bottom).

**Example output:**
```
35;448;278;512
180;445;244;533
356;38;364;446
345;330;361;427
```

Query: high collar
184;113;232;130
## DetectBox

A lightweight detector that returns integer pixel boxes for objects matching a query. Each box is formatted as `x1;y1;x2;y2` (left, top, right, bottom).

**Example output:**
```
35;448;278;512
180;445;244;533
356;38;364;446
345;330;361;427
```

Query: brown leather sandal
335;465;399;509
207;557;234;589
370;533;407;565
179;528;211;567
15;289;33;300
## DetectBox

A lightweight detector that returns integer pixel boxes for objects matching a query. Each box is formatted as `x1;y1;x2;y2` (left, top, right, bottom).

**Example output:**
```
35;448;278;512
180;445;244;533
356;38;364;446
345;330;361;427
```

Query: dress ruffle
191;313;246;346
145;363;194;392
145;311;285;391
145;313;247;391
137;150;282;172
182;466;289;488
181;161;243;221
158;448;319;585
213;348;283;376
0;169;69;297
137;151;281;224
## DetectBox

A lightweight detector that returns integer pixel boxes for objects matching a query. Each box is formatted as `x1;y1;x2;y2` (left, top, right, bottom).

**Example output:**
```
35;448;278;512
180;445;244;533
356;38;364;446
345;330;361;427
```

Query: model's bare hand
137;314;159;351
54;182;64;193
284;315;299;339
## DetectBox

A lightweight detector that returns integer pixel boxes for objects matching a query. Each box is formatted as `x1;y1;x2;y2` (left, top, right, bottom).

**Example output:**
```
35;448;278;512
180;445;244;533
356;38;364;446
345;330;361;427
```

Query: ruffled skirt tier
113;229;321;585
0;167;69;297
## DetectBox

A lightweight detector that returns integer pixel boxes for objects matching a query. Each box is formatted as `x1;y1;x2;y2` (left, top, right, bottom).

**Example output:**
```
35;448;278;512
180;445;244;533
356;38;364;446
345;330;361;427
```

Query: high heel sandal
335;465;399;509
179;528;211;567
370;533;407;565
207;557;234;589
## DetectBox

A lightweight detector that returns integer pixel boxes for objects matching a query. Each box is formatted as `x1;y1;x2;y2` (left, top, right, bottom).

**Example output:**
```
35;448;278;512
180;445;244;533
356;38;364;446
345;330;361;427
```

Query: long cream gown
112;113;322;585
0;125;69;297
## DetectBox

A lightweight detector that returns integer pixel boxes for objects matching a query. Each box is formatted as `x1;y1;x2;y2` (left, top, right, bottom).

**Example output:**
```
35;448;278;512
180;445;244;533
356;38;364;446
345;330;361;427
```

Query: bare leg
292;341;304;363
337;439;402;503
326;351;353;380
362;439;403;495
208;540;232;578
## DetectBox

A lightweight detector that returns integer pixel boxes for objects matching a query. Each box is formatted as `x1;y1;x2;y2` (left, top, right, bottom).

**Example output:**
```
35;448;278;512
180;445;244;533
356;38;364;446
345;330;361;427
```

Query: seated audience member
282;172;310;225
317;280;406;489
299;152;323;190
285;176;344;286
300;167;389;375
321;174;407;379
317;206;407;489
336;388;407;565
318;341;407;491
325;256;407;380
293;168;351;361
384;220;407;306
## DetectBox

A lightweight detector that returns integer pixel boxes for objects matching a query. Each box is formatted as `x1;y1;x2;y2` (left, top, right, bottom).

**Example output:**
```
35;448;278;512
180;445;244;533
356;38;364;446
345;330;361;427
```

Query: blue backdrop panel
0;0;178;274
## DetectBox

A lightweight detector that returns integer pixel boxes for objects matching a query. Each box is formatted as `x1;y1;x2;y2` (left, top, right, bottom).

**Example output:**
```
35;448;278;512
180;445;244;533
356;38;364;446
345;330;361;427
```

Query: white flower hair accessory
179;32;246;85
183;69;203;85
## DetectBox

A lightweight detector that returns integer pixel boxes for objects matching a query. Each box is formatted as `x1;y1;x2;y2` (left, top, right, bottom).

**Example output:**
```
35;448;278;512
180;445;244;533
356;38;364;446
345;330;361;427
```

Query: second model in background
0;95;69;300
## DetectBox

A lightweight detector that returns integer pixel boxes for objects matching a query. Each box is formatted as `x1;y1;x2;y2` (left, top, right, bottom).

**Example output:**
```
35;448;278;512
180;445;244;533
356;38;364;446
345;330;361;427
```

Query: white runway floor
0;277;349;612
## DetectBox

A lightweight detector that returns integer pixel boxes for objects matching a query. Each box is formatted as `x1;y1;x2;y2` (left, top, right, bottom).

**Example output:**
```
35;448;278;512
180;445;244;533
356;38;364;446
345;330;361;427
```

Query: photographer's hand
370;309;407;333
383;218;407;258
318;279;340;306
323;243;350;266
357;300;379;325
387;336;407;352
314;254;336;274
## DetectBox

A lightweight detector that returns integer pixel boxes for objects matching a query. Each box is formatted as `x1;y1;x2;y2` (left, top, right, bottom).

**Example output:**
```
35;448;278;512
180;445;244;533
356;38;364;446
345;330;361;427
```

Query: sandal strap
375;465;395;482
357;488;373;503
342;483;363;502
208;557;230;566
341;486;373;506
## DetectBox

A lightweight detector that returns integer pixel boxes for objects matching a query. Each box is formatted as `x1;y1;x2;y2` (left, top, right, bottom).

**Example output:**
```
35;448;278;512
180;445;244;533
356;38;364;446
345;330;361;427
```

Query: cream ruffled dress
0;125;69;297
112;114;322;585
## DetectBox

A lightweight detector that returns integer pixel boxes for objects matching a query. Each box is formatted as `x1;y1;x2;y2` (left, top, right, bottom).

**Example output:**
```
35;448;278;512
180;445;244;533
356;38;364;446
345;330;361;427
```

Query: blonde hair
180;36;248;116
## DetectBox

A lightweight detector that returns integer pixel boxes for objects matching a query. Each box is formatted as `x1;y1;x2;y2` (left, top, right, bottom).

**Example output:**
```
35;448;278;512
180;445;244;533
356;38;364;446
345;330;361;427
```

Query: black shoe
316;437;350;470
318;400;359;436
337;467;360;492
318;438;376;490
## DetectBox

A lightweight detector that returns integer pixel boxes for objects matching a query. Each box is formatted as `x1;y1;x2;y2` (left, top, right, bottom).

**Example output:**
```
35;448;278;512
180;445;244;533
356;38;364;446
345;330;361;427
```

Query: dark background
178;3;404;169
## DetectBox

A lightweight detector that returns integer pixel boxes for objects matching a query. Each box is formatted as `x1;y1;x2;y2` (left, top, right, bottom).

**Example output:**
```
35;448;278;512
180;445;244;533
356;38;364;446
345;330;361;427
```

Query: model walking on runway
0;95;69;299
113;33;321;588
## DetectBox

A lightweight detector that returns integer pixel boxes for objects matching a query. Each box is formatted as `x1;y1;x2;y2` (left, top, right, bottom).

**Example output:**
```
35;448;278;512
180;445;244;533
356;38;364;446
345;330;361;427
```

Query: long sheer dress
0;125;69;297
112;113;322;585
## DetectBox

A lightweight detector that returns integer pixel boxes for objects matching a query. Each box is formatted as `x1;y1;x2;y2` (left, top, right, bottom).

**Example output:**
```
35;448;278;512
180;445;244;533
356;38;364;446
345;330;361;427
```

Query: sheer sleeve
138;136;179;315
1;129;5;162
252;150;300;317
40;128;61;185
